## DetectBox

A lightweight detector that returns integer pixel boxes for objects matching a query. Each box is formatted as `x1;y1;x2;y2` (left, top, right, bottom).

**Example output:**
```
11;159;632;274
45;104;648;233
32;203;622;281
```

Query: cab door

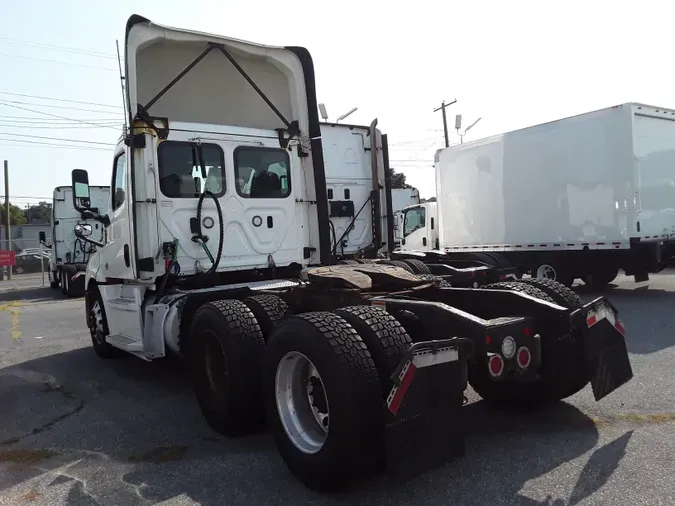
401;205;429;250
102;149;136;280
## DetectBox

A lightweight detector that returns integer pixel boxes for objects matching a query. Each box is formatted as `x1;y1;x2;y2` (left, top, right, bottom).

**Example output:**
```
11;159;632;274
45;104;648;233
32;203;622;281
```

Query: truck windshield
158;141;226;198
403;207;425;237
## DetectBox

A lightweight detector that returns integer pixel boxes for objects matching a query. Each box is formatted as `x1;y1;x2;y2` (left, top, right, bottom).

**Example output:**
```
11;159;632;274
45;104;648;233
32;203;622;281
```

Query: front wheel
263;312;383;491
89;290;125;359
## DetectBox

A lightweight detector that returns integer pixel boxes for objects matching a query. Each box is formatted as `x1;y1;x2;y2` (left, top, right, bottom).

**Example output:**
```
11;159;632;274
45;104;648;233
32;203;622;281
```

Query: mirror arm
80;209;110;227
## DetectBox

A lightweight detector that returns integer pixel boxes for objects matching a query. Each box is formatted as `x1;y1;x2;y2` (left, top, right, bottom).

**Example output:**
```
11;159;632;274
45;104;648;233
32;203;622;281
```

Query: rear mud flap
581;301;633;401
382;352;467;480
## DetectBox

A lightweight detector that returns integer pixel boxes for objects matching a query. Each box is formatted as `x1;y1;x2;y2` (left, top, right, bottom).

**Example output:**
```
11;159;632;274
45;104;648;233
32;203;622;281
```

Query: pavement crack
1;390;85;445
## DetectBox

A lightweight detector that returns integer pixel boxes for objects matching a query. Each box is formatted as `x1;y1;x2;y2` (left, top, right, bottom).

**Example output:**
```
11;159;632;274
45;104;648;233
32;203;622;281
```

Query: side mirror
39;231;46;243
74;223;93;238
72;169;91;211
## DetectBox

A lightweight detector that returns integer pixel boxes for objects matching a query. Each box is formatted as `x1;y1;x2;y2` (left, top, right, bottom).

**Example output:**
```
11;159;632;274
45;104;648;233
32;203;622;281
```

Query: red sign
0;250;16;267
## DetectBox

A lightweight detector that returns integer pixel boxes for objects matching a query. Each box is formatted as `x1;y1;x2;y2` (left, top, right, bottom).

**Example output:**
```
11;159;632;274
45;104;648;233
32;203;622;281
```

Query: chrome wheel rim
536;264;556;280
275;351;329;454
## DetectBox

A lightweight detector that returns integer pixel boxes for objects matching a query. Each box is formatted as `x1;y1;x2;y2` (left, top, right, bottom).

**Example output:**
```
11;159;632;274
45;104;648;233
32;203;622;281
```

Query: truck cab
398;202;439;251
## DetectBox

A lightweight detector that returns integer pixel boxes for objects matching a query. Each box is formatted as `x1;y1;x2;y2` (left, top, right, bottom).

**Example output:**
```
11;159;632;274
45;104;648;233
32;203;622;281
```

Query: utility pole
434;99;457;147
3;160;10;280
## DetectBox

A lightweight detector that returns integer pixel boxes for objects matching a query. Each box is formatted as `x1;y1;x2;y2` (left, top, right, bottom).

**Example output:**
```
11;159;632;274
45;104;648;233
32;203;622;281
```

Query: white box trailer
43;185;110;296
431;102;675;286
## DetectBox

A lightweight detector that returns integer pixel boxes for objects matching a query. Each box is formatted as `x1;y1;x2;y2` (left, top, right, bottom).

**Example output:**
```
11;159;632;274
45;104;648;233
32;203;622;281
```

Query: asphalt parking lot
0;275;674;506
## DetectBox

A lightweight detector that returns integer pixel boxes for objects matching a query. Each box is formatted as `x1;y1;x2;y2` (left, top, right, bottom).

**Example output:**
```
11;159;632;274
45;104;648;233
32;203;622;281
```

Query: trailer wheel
88;289;125;359
243;294;292;342
382;259;415;274
263;312;382;491
515;278;583;309
189;299;266;436
401;258;431;275
534;261;574;287
471;281;587;408
334;305;411;396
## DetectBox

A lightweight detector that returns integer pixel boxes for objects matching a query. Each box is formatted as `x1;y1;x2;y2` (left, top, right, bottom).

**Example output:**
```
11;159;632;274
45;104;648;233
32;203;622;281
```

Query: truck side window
157;141;226;198
403;207;425;237
112;152;126;211
234;147;291;199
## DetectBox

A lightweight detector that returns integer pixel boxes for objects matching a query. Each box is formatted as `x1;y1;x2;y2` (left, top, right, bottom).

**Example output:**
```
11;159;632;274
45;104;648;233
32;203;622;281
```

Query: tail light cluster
485;326;535;379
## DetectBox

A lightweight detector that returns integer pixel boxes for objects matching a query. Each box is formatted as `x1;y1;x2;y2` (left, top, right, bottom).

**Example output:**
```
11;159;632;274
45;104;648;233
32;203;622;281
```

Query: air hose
192;190;224;277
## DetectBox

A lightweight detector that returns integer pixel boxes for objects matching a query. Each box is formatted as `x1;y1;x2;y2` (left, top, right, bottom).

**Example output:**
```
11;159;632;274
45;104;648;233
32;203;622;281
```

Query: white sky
0;0;671;205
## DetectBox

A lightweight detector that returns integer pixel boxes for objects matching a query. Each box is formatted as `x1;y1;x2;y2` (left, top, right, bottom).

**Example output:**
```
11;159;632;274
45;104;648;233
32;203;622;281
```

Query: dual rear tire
188;297;411;491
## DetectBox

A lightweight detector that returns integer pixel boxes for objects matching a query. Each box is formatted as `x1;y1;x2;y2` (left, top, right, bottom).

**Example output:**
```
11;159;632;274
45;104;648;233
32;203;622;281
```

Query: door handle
124;244;130;267
422;237;427;247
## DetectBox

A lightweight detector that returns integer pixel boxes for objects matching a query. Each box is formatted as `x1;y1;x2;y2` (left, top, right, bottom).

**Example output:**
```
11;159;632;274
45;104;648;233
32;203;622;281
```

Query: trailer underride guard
69;15;634;491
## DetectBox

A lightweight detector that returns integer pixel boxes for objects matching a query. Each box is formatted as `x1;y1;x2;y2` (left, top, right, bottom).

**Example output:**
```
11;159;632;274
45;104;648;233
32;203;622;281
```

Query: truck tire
61;269;68;296
263;312;382;491
337;259;359;265
243;294;292;342
382;259;415;274
189;299;266;436
511;278;583;309
401;258;431;275
471;252;499;268
334;305;411;396
533;261;574;287
471;281;587;408
88;289;125;359
483;281;554;301
416;273;452;288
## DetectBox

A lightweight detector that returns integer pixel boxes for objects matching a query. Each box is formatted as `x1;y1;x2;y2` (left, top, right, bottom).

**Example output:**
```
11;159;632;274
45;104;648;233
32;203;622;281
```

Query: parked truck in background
40;185;109;297
391;187;420;247
399;103;675;286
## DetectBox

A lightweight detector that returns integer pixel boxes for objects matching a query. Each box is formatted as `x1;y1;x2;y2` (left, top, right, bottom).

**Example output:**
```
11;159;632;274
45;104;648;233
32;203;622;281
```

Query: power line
0;102;122;130
0;122;121;130
0;91;120;109
0;114;121;123
0;140;111;151
0;131;116;146
0;52;118;71
0;99;123;114
0;36;117;59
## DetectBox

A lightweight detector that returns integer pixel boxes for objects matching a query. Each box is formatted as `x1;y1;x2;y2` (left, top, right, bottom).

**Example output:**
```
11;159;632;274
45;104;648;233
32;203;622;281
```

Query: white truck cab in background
397;201;439;252
40;185;109;297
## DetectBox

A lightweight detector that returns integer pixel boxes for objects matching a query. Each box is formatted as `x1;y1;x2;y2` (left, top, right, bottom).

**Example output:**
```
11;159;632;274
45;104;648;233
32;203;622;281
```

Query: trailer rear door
633;107;675;237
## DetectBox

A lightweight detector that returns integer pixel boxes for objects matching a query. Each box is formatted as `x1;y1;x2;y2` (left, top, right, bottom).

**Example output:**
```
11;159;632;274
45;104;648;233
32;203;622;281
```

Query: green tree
24;201;52;223
387;168;410;189
0;202;28;225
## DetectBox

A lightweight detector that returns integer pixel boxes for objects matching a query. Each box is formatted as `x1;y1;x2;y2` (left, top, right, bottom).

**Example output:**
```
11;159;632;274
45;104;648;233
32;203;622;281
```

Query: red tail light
488;354;504;377
517;347;531;369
